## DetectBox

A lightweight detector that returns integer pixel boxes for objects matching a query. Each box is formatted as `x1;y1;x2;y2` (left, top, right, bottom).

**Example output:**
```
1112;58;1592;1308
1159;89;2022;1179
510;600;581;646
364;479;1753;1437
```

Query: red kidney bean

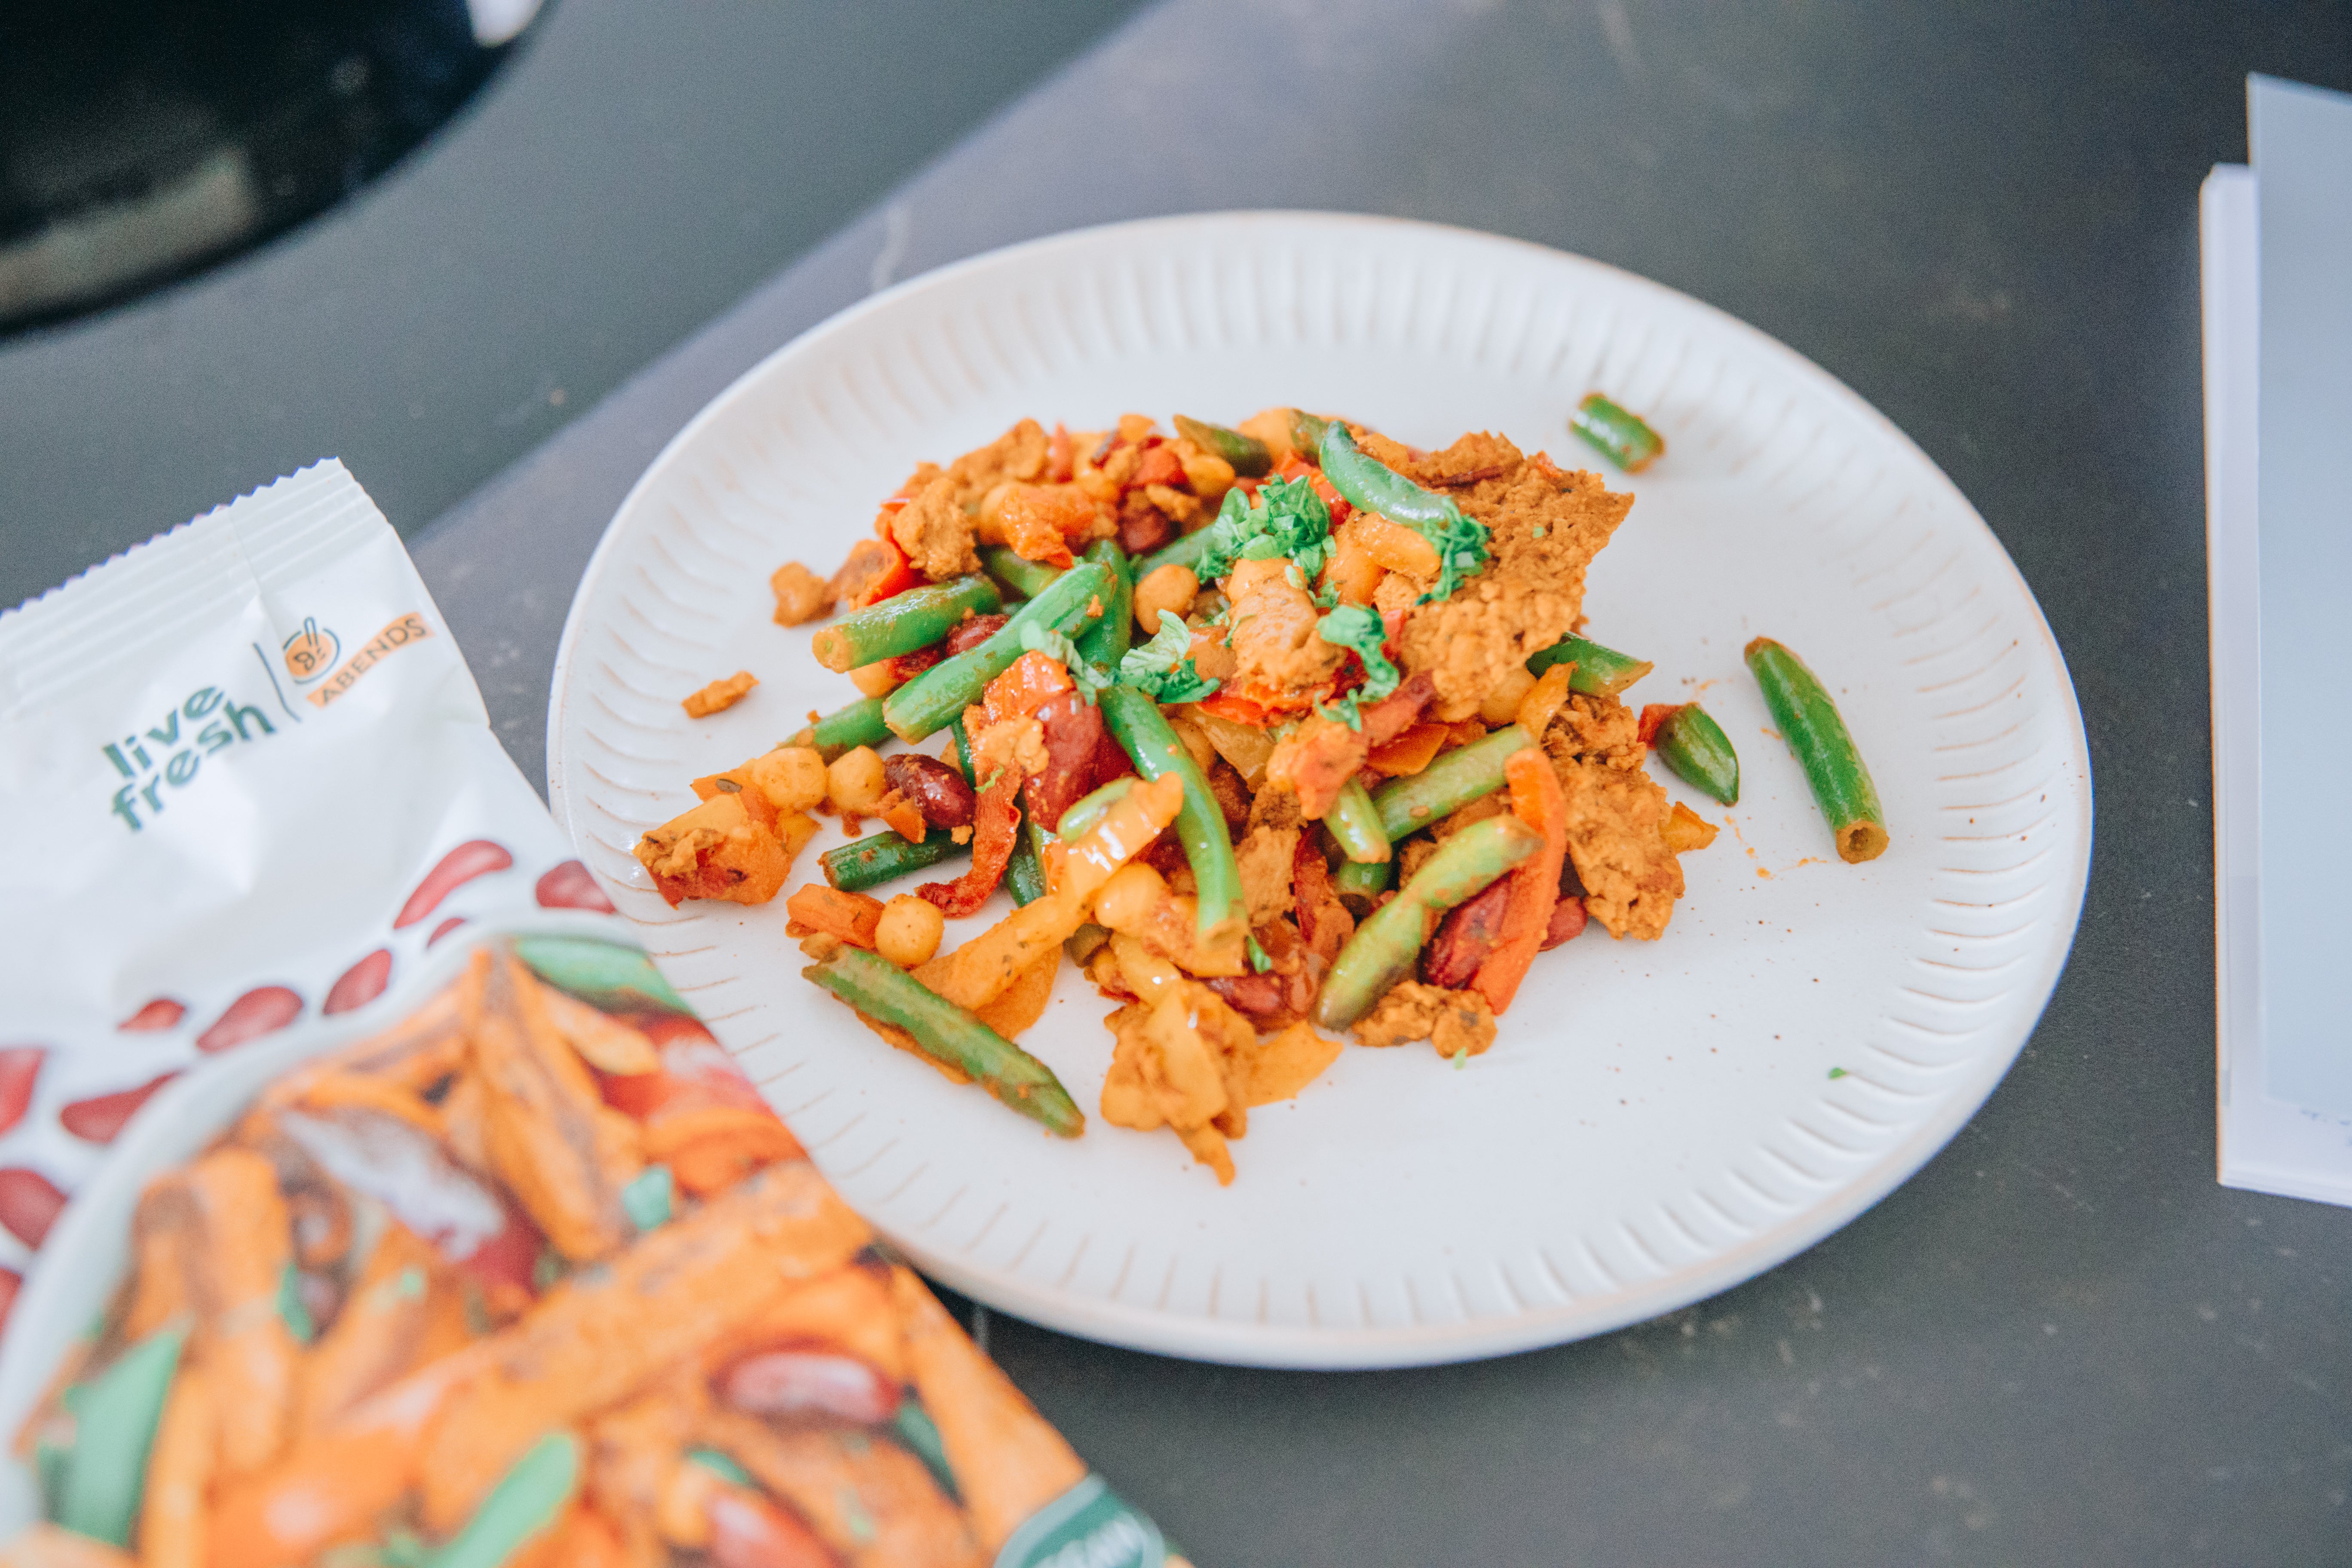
392;840;514;929
882;754;976;829
196;986;303;1053
535;859;616;913
945;612;1010;656
457;1202;544;1298
1116;496;1173;555
1421;877;1515;988
883;643;945;685
1205;973;1285;1016
0;1168;68;1248
1538;896;1588;950
324;949;393;1016
719;1349;900;1425
707;1486;840;1568
1024;690;1106;832
117;997;185;1032
428;916;468;946
0;1049;42;1136
58;1072;176;1144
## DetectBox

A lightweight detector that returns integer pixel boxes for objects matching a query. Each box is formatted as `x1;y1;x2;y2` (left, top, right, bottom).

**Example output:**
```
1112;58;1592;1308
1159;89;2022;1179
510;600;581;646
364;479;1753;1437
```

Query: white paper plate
547;213;2092;1369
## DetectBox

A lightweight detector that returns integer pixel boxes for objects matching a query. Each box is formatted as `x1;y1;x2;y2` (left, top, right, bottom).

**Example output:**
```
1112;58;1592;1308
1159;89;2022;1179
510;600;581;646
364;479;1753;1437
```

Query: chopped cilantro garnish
1827;1066;1849;1080
1017;622;1111;700
1314;603;1401;728
1117;616;1221;703
1194;476;1333;587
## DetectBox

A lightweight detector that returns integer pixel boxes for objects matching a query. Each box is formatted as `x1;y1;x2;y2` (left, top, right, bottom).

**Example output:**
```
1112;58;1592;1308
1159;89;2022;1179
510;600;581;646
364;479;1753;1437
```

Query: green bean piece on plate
1070;539;1135;673
884;560;1110;741
1648;703;1741;806
1324;775;1391;864
808;574;1001;673
979;544;1067;604
1098;683;1244;946
1317;422;1491;602
786;695;894;761
1369;726;1533;842
1745;636;1887;864
805;944;1084;1136
1524;633;1653;697
821;827;965;893
1569;392;1666;473
1173;414;1273;477
1315;815;1544;1029
1329;851;1393;908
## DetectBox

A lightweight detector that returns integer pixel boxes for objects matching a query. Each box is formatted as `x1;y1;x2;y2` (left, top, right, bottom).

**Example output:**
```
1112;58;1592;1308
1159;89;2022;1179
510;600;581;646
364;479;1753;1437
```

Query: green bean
1651;703;1740;806
1288;408;1334;459
805;944;1083;1136
685;1446;757;1488
1745;637;1888;864
1318;423;1490;600
809;574;1001;673
1570;392;1665;473
621;1164;674;1231
1055;777;1136;842
980;545;1066;603
513;935;691;1015
786;695;894;761
56;1326;185;1547
1071;539;1134;672
1005;820;1050;906
1525;634;1653;696
1099;684;1243;945
884;561;1110;741
433;1431;581;1568
1135;526;1214;580
1315;815;1544;1029
1330;854;1392;907
821;827;965;892
1370;728;1533;841
1174;414;1272;477
1324;775;1390;864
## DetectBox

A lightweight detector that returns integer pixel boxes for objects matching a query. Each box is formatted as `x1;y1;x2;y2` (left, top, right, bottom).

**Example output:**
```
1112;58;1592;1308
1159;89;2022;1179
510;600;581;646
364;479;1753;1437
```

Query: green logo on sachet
994;1473;1166;1568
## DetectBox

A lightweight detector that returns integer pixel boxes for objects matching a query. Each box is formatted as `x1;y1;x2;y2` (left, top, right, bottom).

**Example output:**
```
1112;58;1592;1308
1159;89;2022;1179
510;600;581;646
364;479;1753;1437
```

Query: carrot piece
700;1262;906;1383
509;1502;631;1568
1365;721;1449;778
890;1267;1086;1553
294;1072;444;1139
461;949;644;1263
998;487;1079;569
915;767;1020;918
140;1362;215;1568
982;649;1074;723
416;1163;871;1533
783;885;885;947
878;789;930;844
533;983;662;1078
144;1148;298;1479
851;537;921;608
1470;747;1569;1016
207;1344;495;1568
1637;702;1678;747
643;1106;802;1196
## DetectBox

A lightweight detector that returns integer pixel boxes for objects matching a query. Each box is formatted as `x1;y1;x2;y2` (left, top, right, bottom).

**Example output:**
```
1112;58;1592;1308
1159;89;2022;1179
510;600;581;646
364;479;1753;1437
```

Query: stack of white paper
2206;75;2352;1206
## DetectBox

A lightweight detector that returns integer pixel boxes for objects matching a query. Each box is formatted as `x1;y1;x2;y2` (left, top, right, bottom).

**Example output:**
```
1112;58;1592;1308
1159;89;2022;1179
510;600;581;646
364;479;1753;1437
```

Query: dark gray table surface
12;2;2352;1563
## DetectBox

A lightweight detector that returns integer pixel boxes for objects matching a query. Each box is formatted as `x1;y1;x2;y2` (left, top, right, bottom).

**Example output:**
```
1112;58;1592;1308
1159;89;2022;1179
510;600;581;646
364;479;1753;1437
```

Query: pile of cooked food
10;938;1128;1567
636;402;1886;1185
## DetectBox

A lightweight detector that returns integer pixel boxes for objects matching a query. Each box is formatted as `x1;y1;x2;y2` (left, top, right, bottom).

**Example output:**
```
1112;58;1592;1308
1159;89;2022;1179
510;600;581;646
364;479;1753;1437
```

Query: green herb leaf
1117;617;1222;703
1314;604;1402;728
1827;1066;1849;1080
1246;934;1272;973
1016;622;1111;700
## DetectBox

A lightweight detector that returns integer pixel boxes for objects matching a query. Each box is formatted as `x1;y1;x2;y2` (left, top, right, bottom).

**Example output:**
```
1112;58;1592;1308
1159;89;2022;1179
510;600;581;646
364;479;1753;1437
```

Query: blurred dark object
0;0;539;335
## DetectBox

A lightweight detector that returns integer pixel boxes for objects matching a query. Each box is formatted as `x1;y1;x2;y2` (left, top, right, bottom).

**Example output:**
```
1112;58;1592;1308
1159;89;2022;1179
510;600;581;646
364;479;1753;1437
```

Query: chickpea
769;561;833;626
1092;863;1166;935
1132;564;1199;636
874;895;945;969
747;746;827;813
1479;665;1538;726
827;746;887;815
848;661;899;698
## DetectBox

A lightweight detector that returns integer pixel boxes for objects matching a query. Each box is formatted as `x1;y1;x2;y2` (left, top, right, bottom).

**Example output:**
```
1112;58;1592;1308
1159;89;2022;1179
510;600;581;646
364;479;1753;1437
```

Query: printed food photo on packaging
0;464;1182;1568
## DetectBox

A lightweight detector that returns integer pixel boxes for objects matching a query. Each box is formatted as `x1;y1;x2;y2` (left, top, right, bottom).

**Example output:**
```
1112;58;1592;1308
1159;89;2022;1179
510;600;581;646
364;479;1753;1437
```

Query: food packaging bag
0;462;1180;1566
